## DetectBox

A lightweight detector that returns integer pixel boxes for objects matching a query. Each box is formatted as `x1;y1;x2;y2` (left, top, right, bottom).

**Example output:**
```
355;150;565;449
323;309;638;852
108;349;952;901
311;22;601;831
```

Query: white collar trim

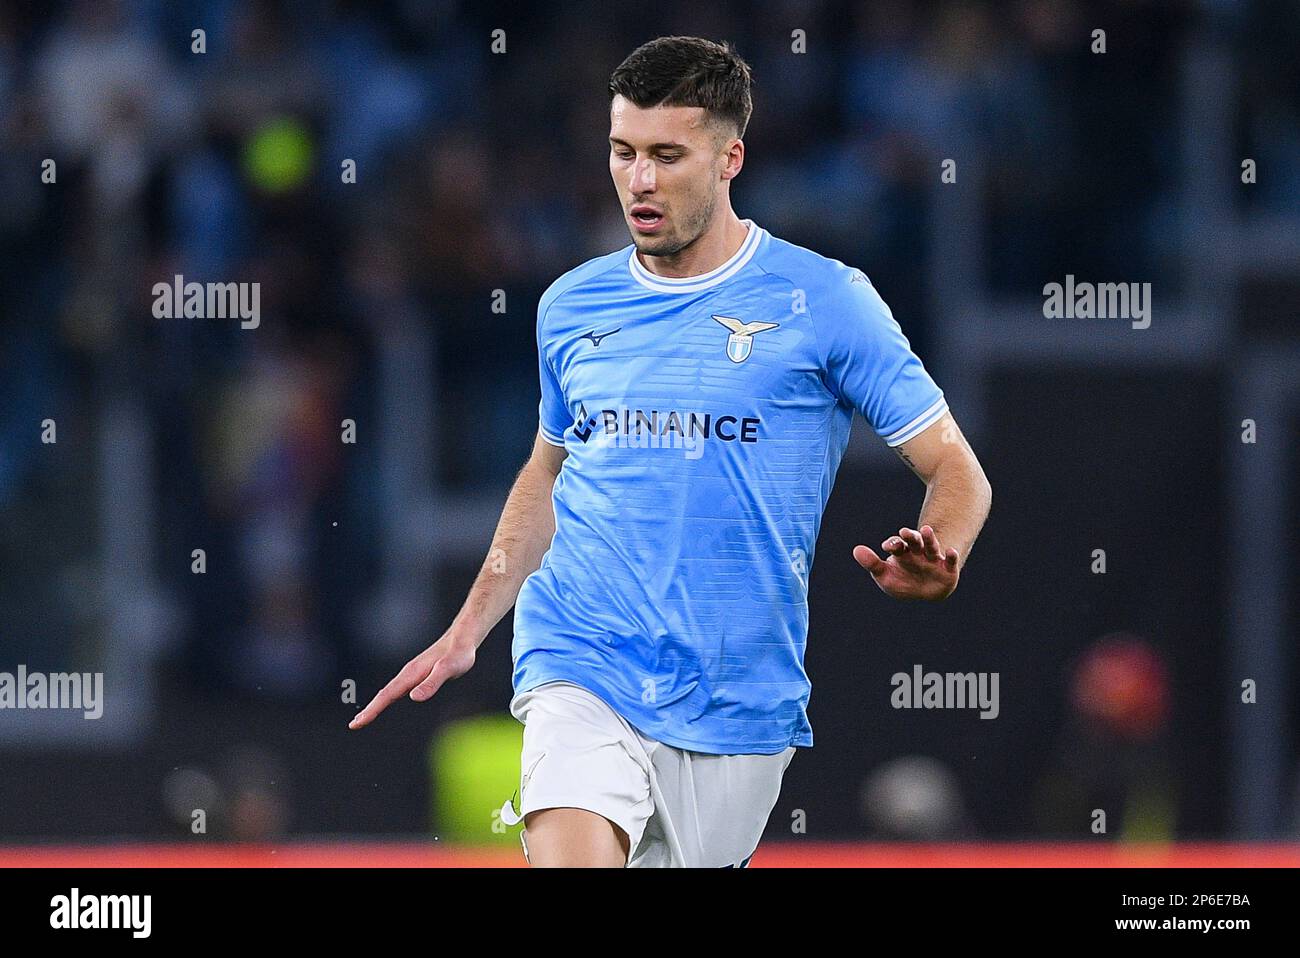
628;219;765;294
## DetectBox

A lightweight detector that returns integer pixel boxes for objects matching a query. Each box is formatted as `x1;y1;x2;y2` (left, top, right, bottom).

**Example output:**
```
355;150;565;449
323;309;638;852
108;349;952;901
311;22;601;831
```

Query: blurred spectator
861;755;975;839
1032;633;1177;840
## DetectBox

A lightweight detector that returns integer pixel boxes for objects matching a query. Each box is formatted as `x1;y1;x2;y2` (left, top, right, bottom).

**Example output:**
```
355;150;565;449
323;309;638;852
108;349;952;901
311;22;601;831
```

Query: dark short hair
608;36;753;140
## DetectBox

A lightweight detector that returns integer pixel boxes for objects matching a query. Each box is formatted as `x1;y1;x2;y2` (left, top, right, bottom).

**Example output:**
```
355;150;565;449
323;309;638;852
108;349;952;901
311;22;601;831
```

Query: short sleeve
537;302;569;446
816;269;947;446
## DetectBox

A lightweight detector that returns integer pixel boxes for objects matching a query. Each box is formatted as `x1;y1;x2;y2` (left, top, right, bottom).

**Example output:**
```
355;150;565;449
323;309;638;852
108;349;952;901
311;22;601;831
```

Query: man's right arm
348;430;567;729
447;430;568;648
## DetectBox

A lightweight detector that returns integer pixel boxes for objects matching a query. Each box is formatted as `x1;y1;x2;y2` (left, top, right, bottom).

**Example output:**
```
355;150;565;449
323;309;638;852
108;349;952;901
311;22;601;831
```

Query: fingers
889;527;945;564
410;659;450;702
853;544;886;573
919;525;943;561
860;528;961;602
899;527;926;554
348;689;396;730
881;535;907;556
348;658;427;729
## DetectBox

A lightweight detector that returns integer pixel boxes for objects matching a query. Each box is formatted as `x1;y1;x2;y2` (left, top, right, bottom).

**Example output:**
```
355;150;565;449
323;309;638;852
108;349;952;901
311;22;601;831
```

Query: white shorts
500;680;796;867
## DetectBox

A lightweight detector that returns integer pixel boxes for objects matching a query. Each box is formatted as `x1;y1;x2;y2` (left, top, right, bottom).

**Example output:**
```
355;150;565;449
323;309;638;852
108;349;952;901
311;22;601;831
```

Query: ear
720;137;744;181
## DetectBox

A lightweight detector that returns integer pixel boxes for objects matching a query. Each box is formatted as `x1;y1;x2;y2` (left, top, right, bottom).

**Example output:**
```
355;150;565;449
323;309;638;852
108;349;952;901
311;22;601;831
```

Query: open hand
348;632;477;729
852;524;959;601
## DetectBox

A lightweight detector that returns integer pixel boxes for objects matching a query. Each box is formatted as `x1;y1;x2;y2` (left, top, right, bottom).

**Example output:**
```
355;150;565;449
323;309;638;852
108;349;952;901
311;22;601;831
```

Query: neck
637;209;749;279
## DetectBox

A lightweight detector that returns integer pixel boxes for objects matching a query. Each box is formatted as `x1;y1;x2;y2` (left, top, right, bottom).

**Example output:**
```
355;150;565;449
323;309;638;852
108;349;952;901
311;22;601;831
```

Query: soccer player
350;36;992;867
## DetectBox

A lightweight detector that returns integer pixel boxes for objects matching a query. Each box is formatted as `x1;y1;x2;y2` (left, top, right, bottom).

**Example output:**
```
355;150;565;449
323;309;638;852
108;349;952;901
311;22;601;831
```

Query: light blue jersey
512;220;948;754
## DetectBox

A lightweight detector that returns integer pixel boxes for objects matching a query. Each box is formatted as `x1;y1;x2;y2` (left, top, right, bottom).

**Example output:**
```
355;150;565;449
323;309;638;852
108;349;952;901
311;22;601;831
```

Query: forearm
916;458;991;571
449;460;559;646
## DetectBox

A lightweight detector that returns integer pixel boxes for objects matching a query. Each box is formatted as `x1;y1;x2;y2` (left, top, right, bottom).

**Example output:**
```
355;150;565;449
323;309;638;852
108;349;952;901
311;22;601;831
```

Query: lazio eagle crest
712;315;780;364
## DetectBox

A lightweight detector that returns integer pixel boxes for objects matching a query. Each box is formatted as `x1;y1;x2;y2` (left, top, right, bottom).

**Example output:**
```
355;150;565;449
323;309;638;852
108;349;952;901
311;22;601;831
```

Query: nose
629;155;656;194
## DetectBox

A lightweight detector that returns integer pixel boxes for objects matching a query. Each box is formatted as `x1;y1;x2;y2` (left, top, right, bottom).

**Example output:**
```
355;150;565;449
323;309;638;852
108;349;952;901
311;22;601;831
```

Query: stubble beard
632;186;718;260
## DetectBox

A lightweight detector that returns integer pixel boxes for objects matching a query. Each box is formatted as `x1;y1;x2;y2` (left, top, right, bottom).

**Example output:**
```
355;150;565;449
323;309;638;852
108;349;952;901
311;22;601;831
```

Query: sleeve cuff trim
881;397;948;446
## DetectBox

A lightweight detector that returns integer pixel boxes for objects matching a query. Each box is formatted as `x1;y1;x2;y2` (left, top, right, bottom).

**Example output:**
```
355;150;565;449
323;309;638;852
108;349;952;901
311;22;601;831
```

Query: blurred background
1;0;1298;863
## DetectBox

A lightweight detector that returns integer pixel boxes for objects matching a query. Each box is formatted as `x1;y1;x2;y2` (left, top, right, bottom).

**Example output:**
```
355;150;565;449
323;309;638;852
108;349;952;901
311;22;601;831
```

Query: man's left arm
852;411;992;601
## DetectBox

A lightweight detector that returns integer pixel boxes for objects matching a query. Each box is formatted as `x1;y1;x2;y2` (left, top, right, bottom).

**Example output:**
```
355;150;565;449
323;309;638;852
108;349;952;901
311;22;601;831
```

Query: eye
658;154;681;164
613;149;634;160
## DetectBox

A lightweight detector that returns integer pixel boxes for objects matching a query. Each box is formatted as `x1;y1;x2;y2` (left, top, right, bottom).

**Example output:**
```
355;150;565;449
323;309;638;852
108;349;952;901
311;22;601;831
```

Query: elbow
948;456;992;517
975;468;992;522
956;448;991;504
942;453;991;499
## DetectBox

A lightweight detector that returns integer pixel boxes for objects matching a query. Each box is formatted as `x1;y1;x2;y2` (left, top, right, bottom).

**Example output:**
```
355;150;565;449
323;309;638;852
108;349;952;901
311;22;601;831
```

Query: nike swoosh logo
580;328;622;347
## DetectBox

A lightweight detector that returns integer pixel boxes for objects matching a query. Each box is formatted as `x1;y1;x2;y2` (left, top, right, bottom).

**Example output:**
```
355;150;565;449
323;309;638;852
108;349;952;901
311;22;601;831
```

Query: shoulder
756;231;884;309
755;231;892;341
538;246;631;320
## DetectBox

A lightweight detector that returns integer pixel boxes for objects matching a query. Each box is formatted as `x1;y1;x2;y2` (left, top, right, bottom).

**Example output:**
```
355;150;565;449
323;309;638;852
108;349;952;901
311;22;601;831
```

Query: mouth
629;205;665;233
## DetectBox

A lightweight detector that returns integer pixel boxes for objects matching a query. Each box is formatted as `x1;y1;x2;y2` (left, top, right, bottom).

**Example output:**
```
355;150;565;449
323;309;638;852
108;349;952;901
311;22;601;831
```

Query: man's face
609;94;735;257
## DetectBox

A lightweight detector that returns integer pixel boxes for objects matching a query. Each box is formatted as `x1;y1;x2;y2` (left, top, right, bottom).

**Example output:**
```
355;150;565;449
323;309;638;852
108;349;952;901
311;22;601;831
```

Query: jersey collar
627;219;765;294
